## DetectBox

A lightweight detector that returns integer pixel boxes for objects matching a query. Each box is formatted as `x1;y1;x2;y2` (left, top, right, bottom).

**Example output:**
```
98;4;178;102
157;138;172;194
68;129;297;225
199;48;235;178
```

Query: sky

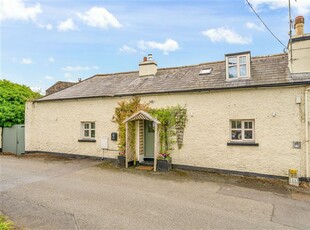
1;0;310;94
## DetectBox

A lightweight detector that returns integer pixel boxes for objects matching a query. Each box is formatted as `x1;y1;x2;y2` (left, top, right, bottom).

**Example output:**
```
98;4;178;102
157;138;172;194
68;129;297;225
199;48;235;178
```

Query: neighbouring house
25;16;310;180
45;81;77;96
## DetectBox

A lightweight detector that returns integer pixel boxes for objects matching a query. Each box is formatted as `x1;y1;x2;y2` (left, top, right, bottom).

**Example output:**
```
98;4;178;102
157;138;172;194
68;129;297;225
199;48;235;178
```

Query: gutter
305;87;310;179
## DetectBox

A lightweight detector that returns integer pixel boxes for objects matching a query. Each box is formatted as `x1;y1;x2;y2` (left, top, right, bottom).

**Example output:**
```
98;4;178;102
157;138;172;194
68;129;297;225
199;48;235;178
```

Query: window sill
226;77;250;81
227;142;259;146
78;139;96;143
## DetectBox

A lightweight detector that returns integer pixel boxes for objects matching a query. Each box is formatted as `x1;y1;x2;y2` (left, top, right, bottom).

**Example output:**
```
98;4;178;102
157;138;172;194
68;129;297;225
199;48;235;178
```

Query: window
199;68;212;75
82;122;95;139
230;120;254;142
226;52;250;80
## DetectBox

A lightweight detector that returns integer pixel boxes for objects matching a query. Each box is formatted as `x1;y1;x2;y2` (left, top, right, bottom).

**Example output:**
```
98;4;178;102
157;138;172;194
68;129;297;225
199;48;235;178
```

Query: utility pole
288;0;293;65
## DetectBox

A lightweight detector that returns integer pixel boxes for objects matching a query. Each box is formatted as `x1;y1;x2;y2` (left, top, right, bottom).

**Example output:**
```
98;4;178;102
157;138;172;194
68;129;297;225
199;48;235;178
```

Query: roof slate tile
38;53;310;101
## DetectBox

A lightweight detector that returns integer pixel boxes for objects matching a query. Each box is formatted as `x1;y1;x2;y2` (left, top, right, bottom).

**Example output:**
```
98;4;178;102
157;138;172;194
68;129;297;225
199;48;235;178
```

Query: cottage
26;16;310;180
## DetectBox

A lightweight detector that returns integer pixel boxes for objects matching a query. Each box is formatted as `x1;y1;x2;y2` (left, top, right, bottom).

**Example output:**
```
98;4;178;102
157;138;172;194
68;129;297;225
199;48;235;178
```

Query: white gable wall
25;86;309;177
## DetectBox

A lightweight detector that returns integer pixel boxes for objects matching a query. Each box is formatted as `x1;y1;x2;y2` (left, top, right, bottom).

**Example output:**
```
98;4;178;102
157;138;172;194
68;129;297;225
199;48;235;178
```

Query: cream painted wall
25;86;310;177
290;35;310;73
139;61;157;77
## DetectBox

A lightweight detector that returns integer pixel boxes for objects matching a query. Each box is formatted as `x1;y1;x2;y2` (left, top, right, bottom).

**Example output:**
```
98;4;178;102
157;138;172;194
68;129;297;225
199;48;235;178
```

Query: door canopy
123;110;160;124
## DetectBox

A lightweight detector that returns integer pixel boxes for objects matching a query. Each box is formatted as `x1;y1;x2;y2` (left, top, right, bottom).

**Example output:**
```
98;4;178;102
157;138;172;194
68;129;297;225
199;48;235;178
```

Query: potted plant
118;151;126;167
156;152;172;171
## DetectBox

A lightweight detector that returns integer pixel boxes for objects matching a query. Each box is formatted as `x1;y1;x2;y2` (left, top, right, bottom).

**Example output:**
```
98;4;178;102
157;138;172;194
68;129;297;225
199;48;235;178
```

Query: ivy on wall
113;97;187;158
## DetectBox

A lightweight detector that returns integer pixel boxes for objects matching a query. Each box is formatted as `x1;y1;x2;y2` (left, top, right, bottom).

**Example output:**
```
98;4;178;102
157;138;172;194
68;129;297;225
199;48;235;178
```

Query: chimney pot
147;54;153;61
143;57;147;62
294;16;305;36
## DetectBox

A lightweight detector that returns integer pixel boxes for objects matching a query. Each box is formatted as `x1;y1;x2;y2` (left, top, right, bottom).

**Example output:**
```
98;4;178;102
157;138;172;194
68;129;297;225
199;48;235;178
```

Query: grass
0;215;14;230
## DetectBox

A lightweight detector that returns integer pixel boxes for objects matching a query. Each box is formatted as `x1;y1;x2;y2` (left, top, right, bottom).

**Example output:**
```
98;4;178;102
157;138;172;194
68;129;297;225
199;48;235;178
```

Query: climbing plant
149;108;176;155
113;97;187;159
112;97;149;152
150;105;188;155
173;105;188;149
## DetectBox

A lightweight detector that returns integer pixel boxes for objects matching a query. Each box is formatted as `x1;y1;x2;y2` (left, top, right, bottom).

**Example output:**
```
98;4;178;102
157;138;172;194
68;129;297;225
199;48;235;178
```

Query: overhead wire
245;0;287;49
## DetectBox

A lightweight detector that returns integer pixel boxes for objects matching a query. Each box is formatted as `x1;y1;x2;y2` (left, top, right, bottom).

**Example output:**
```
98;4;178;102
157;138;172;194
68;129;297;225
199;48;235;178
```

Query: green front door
144;120;155;158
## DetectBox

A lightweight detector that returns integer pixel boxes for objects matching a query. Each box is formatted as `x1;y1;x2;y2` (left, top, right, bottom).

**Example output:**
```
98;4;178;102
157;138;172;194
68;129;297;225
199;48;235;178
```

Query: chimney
139;54;157;77
294;16;304;36
289;16;310;73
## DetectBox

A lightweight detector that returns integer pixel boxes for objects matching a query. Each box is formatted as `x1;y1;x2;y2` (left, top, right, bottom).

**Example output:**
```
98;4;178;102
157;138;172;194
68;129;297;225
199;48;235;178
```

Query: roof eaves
35;81;310;103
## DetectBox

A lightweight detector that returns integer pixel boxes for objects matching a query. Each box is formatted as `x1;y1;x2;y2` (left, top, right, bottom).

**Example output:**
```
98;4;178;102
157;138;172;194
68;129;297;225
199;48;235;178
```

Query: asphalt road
0;154;310;229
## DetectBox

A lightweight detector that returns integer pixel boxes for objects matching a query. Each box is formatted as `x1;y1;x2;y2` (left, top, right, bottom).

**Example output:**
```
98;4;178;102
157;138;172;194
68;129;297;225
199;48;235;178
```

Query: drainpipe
305;87;310;179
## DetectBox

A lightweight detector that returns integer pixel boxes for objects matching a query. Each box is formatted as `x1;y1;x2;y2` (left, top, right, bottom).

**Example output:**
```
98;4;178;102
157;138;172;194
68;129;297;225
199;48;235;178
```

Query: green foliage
150;107;176;154
0;215;14;230
113;97;188;160
150;105;187;155
0;80;41;127
112;97;150;152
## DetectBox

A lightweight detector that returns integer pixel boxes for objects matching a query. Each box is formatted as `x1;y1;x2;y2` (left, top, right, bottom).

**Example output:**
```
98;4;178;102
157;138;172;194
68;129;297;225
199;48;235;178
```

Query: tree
0;80;41;127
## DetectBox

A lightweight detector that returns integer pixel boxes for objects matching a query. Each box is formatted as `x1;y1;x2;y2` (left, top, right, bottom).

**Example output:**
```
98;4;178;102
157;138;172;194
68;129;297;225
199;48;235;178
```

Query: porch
123;110;160;171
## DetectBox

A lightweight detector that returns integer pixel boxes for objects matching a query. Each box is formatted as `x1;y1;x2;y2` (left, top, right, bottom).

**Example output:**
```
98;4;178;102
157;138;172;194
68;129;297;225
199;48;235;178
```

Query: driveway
0;154;310;229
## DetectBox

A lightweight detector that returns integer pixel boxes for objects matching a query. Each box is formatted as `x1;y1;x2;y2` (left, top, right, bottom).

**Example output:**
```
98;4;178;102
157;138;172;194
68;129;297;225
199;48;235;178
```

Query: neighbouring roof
38;53;310;102
45;81;76;96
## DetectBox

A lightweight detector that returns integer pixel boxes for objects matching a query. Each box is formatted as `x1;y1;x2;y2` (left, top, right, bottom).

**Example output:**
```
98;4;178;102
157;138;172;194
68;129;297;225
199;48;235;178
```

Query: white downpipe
305;87;310;179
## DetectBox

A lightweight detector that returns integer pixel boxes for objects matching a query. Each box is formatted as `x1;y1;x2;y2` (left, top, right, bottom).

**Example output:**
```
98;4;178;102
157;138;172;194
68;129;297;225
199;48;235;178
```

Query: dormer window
226;52;251;80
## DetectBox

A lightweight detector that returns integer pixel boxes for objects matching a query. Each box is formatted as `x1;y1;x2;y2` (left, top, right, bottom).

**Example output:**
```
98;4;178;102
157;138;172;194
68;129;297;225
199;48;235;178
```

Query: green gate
3;124;25;155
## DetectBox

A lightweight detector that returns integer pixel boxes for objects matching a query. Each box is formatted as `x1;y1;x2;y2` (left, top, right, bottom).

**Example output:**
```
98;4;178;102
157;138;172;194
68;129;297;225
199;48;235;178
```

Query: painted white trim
123;110;160;124
230;119;255;142
226;53;251;80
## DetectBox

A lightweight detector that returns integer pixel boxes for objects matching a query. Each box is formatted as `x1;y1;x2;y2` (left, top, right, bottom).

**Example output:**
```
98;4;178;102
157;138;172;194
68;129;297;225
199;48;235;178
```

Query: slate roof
38;53;310;102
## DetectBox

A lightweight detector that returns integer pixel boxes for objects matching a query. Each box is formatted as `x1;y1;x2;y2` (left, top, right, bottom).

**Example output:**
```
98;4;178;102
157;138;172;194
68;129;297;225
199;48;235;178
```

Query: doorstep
135;165;154;171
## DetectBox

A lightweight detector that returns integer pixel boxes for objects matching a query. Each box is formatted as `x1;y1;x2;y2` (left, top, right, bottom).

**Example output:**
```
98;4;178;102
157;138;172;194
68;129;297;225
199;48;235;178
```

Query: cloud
30;86;44;95
61;65;99;71
21;58;33;64
64;73;76;82
48;57;55;62
77;7;122;29
138;39;180;55
45;75;54;80
38;23;53;30
119;45;137;54
57;18;78;32
245;22;264;31
248;0;310;15
0;0;42;21
64;73;72;78
202;28;252;45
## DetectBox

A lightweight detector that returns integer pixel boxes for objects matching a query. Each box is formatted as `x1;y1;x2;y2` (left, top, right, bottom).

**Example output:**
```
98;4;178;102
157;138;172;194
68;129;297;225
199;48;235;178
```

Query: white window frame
230;120;255;142
226;53;251;80
81;122;96;139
